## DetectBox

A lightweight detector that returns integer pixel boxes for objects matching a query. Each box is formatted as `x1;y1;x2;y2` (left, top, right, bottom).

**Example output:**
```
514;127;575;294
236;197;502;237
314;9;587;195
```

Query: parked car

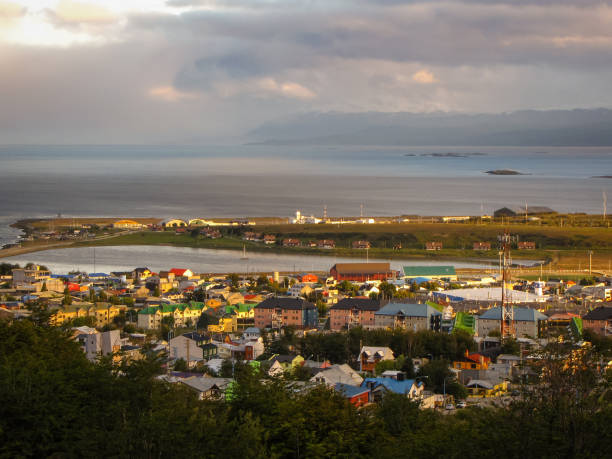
456;401;467;409
445;403;455;410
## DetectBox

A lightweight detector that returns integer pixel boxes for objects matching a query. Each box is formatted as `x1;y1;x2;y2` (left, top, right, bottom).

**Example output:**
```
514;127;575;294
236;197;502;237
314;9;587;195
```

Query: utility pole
589;251;593;275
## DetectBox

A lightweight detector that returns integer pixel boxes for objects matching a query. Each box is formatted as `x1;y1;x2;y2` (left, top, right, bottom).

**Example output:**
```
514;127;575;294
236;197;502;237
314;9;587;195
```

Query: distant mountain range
247;108;612;146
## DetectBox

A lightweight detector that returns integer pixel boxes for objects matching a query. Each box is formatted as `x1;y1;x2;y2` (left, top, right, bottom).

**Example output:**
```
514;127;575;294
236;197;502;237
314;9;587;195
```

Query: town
2;248;611;408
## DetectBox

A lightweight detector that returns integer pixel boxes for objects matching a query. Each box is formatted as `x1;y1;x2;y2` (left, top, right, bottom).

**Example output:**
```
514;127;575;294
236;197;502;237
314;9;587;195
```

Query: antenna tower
498;230;516;339
604;191;607;221
323;204;328;221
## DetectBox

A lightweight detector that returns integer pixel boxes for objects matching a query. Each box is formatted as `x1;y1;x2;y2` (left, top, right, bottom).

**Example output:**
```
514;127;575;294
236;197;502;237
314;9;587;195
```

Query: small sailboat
240;244;249;260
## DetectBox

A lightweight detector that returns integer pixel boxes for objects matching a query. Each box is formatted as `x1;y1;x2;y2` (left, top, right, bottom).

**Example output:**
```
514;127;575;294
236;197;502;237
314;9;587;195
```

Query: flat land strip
3;219;610;273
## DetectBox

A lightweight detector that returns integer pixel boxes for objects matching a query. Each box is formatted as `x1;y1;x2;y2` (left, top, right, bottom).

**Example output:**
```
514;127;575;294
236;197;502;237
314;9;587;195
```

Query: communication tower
498;231;517;339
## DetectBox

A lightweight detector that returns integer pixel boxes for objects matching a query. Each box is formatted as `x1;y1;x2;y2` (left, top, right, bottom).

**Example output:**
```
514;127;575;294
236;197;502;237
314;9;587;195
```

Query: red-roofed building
170;268;194;278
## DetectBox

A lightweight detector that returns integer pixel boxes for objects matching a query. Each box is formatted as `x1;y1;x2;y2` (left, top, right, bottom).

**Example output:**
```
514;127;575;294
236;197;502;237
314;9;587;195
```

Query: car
445;403;455;410
511;390;520;397
456;401;467;409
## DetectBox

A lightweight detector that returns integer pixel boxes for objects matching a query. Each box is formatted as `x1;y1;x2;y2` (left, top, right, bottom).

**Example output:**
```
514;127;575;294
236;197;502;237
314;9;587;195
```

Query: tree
227;273;240;288
173;358;188;372
62;293;72;305
41;282;47;292
378;281;396;300
153;286;160;297
501;338;520;356
161;316;174;328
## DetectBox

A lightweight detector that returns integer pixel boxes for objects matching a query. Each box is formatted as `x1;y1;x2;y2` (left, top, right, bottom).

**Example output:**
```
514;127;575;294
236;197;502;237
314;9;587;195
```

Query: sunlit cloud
412;70;437;84
257;78;317;100
148;85;199;102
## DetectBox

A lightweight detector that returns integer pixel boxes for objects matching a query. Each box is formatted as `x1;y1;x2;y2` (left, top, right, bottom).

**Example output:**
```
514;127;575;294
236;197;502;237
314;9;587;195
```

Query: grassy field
4;220;612;271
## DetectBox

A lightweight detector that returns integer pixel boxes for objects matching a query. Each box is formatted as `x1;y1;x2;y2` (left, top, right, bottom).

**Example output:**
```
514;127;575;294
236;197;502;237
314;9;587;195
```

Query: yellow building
112;219;145;229
50;303;124;327
136;302;206;330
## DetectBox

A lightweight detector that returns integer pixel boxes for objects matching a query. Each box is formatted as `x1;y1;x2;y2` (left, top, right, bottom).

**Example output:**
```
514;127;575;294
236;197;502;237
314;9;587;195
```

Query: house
402;266;457;281
352;240;371;249
81;329;121;361
317;239;336;249
253;297;318;329
465;379;509;397
112;219;145;229
359;346;394;372
333;383;370;407
133;267;152;281
169;268;194;278
169;332;217;366
328;297;382;330
361;372;424;401
299;273;318;283
180;377;232;400
282;238;301;247
473;242;491;251
137;302;205;329
582;306;612;336
288;283;314;298
518;241;536;250
452;349;491;370
374;303;442;332
330;263;392;282
310;364;364;386
11;266;50;287
263;234;276;245
425;241;443;251
477;306;547;338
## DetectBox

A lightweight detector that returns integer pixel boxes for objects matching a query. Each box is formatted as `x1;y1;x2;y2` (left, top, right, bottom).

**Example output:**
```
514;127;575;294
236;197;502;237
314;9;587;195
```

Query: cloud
2;0;612;143
149;85;198;101
412;70;437;84
0;1;24;25
257;78;316;99
52;0;117;25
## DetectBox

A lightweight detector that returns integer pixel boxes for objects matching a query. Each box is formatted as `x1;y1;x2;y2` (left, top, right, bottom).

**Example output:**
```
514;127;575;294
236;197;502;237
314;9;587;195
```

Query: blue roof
334;383;370;398
403;266;456;277
479;306;547;322
375;303;442;318
361;377;423;395
408;276;432;284
88;273;110;278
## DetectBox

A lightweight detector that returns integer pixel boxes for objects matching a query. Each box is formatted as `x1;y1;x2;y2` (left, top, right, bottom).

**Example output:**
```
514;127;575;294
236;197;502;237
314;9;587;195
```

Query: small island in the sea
592;175;612;178
404;152;487;158
485;169;527;175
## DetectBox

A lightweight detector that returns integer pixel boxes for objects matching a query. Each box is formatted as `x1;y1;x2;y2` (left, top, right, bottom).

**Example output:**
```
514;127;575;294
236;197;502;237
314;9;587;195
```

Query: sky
1;0;612;144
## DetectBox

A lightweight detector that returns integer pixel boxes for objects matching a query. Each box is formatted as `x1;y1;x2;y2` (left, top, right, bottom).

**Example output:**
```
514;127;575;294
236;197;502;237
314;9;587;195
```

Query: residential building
374;303;442;331
359;346;394;372
180;377;232;400
263;234;276;245
254;297;318;329
352;240;371;249
282;238;301;247
317;239;336;249
330;263;392;282
137;302;205;329
288;283;314;298
328;297;382;330
83;329;121;361
162;218;188;228
333;383;370;407
169;268;194;278
12;266;50;287
473;242;491;251
361;372;424;401
402;266;457;281
169;332;217;365
477;306;548;338
582;306;612;336
452;350;491;370
310;364;364;386
518;241;536;250
425;241;443;251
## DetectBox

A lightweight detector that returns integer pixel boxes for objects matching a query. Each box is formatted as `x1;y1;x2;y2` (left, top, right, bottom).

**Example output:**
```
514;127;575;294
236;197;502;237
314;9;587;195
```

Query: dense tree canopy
0;321;610;458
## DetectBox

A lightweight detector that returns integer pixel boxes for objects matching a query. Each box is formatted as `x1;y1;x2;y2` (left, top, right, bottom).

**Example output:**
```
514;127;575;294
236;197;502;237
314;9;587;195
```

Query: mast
499;230;515;339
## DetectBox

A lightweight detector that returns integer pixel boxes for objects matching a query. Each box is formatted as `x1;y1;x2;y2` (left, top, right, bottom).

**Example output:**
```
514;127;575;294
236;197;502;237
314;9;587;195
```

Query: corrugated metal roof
479;306;547;322
403;266;456;277
375;302;442;317
332;263;391;274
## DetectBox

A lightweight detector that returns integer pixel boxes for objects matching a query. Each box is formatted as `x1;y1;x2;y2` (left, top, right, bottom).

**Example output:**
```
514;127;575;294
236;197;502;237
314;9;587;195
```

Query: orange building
452;350;491;370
